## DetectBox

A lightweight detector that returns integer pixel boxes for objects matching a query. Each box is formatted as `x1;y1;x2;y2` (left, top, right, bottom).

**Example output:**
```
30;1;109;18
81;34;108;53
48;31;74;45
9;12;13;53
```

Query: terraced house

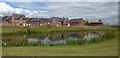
26;18;49;26
49;17;70;26
70;18;86;26
2;14;26;26
1;14;103;27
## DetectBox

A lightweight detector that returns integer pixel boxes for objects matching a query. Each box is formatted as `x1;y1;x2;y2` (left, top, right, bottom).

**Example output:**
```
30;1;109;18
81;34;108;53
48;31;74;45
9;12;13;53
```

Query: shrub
66;40;78;45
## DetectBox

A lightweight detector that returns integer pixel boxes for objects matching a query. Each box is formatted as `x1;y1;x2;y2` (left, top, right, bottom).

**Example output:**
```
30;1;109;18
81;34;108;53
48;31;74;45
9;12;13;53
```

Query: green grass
2;26;119;56
2;38;118;56
2;26;119;35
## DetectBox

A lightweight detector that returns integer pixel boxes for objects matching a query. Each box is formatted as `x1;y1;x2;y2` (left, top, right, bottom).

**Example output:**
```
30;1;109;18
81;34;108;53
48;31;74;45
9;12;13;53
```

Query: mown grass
2;26;119;35
2;38;118;56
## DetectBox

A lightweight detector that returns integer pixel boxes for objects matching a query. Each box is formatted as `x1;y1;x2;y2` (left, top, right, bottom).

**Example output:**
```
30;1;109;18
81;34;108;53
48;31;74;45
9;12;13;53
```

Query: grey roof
0;17;2;20
13;14;25;20
2;16;12;20
30;18;40;21
40;18;49;20
70;18;83;22
26;18;49;22
61;17;69;21
49;17;62;21
25;18;31;21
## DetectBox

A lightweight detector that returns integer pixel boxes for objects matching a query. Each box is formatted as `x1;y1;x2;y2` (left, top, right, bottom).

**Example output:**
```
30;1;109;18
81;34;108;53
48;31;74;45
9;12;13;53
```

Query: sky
0;1;119;25
0;0;119;2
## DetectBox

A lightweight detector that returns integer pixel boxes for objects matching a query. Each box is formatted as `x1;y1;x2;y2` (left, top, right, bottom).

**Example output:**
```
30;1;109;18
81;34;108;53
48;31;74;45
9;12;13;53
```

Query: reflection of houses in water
84;31;100;40
85;32;100;36
47;32;70;42
69;32;85;40
40;37;52;44
40;33;70;44
26;34;46;42
60;32;69;40
48;33;62;42
2;35;27;42
2;32;103;44
78;32;86;39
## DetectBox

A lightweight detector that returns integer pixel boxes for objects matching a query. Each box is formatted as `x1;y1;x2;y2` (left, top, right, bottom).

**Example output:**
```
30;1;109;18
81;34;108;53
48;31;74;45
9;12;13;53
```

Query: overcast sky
0;2;118;25
0;0;119;2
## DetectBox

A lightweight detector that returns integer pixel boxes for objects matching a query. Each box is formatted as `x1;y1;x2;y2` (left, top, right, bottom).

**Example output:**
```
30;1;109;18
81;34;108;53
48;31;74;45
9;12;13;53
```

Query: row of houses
1;14;103;27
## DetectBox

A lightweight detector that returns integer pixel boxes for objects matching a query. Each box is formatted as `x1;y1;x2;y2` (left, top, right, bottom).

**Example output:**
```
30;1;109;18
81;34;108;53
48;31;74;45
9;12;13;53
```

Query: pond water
2;31;104;44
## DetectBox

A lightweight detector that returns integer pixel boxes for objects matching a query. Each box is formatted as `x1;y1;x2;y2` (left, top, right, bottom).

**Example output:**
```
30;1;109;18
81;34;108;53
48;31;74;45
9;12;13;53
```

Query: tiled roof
25;18;31;21
13;14;25;20
61;17;69;21
40;18;49;20
30;18;40;21
49;17;62;21
70;18;83;22
0;17;2;20
2;16;12;20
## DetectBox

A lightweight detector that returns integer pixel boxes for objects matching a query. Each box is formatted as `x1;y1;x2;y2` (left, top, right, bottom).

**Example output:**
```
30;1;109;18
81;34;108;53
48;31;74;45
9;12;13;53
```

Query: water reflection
2;31;103;44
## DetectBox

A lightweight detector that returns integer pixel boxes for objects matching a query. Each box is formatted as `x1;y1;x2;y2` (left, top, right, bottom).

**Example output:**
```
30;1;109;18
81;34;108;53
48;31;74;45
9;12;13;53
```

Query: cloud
0;2;118;25
0;2;48;18
0;0;119;2
39;2;118;19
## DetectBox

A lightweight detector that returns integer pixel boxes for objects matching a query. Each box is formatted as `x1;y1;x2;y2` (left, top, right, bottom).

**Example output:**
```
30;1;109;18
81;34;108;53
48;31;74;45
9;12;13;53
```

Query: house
61;17;70;26
2;14;26;26
49;17;70;27
39;18;49;26
13;14;26;26
85;19;103;26
28;18;40;26
2;16;14;26
0;17;2;26
1;14;104;27
25;18;31;26
70;18;86;26
26;18;49;26
49;17;62;26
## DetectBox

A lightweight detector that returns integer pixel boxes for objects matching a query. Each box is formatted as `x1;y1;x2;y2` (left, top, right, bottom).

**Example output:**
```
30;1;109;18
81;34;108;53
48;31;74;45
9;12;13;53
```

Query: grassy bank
2;26;119;35
2;38;118;56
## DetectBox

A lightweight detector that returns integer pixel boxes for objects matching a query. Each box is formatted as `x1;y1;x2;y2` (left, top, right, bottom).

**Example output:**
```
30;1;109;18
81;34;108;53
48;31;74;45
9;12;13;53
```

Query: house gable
11;16;15;23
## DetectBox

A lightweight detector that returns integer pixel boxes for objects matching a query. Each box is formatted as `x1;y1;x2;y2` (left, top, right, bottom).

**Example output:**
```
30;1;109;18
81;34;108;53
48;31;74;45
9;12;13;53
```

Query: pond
2;31;104;45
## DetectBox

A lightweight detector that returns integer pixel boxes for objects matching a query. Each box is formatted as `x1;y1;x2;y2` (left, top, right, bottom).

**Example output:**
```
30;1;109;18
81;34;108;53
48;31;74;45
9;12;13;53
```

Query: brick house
13;14;26;26
39;18;49;26
49;17;62;26
2;14;26;26
26;18;49;26
1;14;103;27
2;16;13;26
27;18;40;26
49;17;70;27
70;18;86;26
25;18;31;26
61;17;70;26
